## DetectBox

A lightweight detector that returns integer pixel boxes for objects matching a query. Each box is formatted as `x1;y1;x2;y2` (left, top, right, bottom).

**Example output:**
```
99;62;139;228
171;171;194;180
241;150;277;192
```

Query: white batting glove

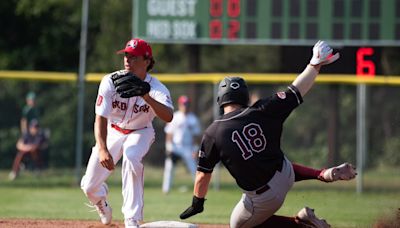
309;40;340;66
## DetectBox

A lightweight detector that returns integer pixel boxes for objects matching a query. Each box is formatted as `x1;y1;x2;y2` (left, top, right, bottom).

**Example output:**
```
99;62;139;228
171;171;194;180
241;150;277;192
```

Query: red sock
254;215;300;228
292;163;323;182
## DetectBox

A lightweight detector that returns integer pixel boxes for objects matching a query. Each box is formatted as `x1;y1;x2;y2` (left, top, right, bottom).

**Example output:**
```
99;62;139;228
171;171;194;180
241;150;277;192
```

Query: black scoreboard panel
281;46;382;75
136;0;400;46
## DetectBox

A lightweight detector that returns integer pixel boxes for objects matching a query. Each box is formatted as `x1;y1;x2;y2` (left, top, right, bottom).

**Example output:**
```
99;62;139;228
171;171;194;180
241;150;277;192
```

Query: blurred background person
20;91;40;134
162;95;201;194
9;119;48;180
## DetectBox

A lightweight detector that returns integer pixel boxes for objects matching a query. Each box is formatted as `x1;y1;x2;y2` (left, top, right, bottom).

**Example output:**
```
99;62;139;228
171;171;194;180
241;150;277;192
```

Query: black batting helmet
217;76;249;107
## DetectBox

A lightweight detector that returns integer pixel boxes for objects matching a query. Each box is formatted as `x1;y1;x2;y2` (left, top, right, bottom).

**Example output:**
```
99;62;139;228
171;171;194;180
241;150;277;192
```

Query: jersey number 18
231;123;267;160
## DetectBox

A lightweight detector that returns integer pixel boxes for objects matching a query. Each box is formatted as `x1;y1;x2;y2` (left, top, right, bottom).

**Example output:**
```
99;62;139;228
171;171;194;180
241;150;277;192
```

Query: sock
254;215;300;228
292;163;323;182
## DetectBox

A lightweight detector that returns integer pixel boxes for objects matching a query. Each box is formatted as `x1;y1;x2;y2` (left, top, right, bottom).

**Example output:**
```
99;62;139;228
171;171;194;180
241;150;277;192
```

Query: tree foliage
0;0;399;169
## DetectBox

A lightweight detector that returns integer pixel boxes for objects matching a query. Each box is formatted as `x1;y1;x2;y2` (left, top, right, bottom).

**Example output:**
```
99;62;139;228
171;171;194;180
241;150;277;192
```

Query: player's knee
80;177;96;197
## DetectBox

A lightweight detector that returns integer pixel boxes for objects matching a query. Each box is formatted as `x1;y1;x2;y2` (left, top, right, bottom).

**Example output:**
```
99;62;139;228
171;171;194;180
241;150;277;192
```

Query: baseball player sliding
80;38;173;228
162;95;201;194
180;41;356;228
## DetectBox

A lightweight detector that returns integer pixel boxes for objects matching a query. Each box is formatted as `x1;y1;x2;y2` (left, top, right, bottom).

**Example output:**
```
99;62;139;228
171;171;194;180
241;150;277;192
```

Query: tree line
0;0;399;169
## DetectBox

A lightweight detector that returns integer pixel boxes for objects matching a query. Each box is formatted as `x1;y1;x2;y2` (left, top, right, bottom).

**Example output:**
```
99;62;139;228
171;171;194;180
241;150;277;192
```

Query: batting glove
180;196;205;219
309;40;340;66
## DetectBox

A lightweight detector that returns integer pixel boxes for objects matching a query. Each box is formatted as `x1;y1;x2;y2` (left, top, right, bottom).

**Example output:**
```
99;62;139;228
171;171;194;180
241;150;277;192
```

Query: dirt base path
0;219;229;228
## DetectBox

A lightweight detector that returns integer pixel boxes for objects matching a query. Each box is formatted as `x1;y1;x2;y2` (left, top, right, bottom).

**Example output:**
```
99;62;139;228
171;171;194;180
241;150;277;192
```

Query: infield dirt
0;219;229;228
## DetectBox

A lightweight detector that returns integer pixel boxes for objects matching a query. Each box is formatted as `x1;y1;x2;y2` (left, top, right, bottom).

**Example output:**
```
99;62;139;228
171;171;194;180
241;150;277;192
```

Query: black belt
255;184;270;194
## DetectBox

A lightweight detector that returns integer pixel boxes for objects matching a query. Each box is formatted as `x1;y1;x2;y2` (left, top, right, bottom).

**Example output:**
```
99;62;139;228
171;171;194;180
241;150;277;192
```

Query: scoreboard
134;0;400;46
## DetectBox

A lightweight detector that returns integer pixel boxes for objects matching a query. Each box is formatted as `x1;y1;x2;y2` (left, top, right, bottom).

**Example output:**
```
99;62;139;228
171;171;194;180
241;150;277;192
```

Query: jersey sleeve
95;75;114;118
164;112;178;133
197;133;220;173
150;83;174;110
256;85;303;120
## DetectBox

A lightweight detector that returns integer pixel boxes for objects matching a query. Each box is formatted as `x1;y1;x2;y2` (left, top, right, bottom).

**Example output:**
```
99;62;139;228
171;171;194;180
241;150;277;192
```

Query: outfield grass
0;165;399;228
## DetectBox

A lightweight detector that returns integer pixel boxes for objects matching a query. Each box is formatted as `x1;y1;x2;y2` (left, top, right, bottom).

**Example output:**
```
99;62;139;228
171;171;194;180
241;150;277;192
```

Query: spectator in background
162;95;201;194
20;91;39;134
9;119;48;180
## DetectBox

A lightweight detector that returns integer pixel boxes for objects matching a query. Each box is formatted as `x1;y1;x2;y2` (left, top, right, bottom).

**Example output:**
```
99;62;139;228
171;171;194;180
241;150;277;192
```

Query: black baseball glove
180;196;205;219
111;71;150;98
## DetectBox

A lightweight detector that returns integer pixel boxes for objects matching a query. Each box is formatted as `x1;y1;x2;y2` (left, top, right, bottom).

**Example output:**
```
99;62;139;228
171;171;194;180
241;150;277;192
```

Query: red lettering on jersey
112;100;127;110
97;95;103;106
121;102;127;111
277;92;286;99
112;100;119;109
133;104;150;113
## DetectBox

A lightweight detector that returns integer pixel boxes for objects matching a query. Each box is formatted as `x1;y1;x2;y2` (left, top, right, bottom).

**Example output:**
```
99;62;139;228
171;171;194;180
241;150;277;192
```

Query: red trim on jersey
97;95;103;106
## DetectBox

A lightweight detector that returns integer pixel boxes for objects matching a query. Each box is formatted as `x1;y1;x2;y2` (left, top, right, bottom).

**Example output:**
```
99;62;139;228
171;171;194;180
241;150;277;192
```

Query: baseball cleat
93;199;112;225
125;218;140;228
319;163;357;182
296;207;331;228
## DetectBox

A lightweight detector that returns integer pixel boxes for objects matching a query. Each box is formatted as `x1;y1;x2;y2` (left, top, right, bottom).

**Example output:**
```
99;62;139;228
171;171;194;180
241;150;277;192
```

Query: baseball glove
111;71;150;98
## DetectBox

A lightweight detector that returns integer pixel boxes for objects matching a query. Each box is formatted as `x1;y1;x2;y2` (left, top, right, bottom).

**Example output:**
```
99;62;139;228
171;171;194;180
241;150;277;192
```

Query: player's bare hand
99;148;115;171
310;40;340;66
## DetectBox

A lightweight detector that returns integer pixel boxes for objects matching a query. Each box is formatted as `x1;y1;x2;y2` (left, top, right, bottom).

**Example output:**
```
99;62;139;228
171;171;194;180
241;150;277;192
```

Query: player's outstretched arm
292;40;340;97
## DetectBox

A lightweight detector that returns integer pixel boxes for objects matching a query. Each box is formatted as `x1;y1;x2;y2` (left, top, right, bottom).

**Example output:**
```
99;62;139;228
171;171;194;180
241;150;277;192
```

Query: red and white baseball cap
117;38;153;58
178;95;190;104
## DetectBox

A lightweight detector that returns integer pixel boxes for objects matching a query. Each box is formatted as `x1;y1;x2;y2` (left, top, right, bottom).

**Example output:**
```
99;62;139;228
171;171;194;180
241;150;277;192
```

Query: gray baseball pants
230;157;295;228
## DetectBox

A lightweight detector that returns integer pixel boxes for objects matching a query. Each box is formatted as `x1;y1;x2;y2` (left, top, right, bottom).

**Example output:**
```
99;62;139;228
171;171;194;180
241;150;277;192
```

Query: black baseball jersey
197;85;303;191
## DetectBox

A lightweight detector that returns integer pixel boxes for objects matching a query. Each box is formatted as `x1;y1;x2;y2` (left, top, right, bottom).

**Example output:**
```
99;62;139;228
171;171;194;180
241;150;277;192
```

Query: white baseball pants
230;157;295;228
80;126;155;220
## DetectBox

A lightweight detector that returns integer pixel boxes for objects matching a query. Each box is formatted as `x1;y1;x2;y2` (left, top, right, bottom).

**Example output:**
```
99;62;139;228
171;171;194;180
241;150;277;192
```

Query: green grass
0;165;399;228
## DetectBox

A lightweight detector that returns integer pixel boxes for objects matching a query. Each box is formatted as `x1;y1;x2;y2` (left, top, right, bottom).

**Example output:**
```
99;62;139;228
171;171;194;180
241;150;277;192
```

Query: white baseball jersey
164;111;201;146
96;70;173;130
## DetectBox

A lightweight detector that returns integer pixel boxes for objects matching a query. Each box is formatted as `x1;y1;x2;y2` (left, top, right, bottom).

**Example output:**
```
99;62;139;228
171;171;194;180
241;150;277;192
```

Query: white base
140;220;198;228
